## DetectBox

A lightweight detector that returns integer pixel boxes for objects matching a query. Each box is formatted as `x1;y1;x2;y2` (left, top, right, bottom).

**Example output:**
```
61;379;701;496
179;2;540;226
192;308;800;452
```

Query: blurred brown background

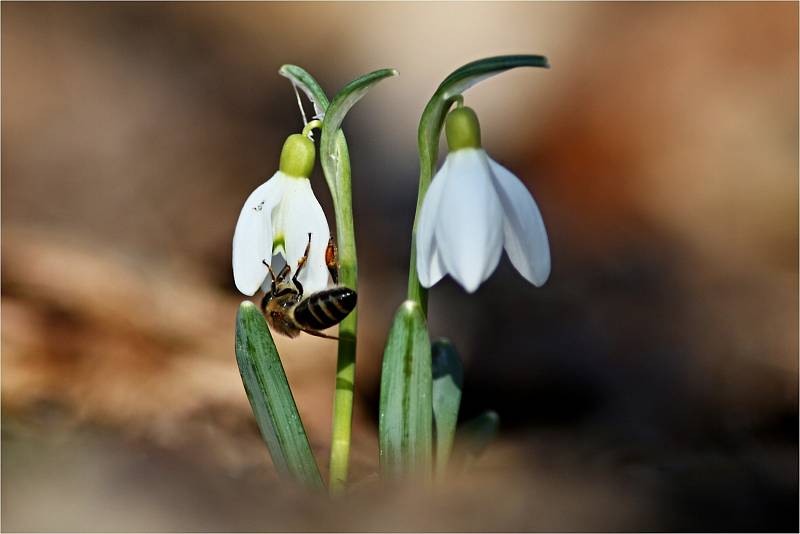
2;2;797;532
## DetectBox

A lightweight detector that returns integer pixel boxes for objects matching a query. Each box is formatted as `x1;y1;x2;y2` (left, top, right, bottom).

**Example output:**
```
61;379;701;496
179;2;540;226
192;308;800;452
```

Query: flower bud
445;106;482;151
279;133;315;178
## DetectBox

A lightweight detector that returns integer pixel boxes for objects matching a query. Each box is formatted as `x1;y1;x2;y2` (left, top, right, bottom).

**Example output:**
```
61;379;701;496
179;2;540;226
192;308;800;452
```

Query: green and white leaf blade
378;300;433;479
234;301;324;490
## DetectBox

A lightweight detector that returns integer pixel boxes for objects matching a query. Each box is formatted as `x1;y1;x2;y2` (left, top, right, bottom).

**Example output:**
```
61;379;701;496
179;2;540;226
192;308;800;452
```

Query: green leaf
234;301;324;490
320;68;397;202
278;64;330;117
453;410;500;473
322;68;397;136
378;300;433;479
407;54;550;309
431;338;463;480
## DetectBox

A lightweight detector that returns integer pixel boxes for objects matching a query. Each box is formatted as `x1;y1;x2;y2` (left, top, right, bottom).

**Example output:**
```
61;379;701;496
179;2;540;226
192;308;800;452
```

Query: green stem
406;97;456;314
302;119;323;138
317;68;397;494
328;131;357;495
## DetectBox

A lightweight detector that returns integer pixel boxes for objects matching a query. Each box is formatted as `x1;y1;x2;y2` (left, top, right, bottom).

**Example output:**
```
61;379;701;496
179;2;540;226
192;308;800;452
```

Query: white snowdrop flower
416;106;550;293
233;133;330;296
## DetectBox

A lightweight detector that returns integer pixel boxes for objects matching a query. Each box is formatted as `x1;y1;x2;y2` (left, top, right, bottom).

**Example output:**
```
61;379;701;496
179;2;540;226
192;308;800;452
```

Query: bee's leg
260;293;270;313
292;233;312;296
262;260;278;295
276;263;291;285
294;278;304;298
301;328;339;340
325;236;339;285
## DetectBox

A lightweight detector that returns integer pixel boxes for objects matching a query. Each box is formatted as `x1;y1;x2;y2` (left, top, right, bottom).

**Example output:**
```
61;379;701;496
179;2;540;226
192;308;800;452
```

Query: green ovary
272;234;285;255
445;106;482;151
279;134;315;178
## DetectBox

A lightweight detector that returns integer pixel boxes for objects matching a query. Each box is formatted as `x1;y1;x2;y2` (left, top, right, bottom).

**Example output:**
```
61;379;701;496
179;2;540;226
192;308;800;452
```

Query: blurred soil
1;227;649;532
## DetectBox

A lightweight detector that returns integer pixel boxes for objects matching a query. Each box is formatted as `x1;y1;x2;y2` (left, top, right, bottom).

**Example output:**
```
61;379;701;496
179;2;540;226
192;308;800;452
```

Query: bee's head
260;291;272;313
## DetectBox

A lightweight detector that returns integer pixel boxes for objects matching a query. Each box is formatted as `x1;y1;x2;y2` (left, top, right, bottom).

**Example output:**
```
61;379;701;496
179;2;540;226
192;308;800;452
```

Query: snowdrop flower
233;132;330;296
416;106;550;293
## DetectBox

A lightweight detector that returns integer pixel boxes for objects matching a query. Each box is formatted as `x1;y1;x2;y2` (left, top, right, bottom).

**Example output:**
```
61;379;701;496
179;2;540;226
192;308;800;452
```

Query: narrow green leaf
437;54;550;99
234;301;324;490
431;338;463;480
278;64;330;118
407;54;550;310
378;300;433;479
452;410;500;473
320;68;397;201
322;68;397;136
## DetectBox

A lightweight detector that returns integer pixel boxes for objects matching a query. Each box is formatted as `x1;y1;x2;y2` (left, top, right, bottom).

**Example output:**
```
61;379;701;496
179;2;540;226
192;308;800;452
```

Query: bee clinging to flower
261;233;356;340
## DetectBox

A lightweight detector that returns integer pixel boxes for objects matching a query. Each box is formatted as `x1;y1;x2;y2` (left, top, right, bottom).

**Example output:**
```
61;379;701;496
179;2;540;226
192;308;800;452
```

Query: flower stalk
302;119;322;138
326;132;358;495
320;68;397;494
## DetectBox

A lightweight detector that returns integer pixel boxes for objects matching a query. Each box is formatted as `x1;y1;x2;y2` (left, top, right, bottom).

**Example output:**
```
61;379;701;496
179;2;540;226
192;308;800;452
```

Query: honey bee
260;234;356;340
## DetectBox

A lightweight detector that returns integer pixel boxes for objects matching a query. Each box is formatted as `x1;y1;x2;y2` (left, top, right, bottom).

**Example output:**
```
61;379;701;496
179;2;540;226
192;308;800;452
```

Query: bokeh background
2;2;798;531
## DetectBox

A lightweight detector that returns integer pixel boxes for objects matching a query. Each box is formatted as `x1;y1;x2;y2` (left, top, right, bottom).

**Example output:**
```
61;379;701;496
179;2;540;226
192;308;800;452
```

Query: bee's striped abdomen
294;287;357;331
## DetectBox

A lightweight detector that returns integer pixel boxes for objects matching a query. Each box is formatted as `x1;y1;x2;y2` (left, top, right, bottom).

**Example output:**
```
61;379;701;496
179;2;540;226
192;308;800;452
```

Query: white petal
427;248;447;288
416;158;451;288
434;149;504;293
488;157;551;286
274;177;331;295
232;172;287;295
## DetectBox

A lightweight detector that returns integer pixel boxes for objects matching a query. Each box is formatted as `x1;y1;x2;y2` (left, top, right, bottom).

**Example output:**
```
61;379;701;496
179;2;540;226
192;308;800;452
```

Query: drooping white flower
233;133;330;296
416;106;550;293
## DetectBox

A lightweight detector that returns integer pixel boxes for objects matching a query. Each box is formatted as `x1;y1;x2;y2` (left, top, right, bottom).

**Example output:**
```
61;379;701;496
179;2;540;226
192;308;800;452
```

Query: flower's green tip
446;106;481;151
238;300;259;316
400;299;421;314
432;337;454;350
237;300;260;324
279;133;315;178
